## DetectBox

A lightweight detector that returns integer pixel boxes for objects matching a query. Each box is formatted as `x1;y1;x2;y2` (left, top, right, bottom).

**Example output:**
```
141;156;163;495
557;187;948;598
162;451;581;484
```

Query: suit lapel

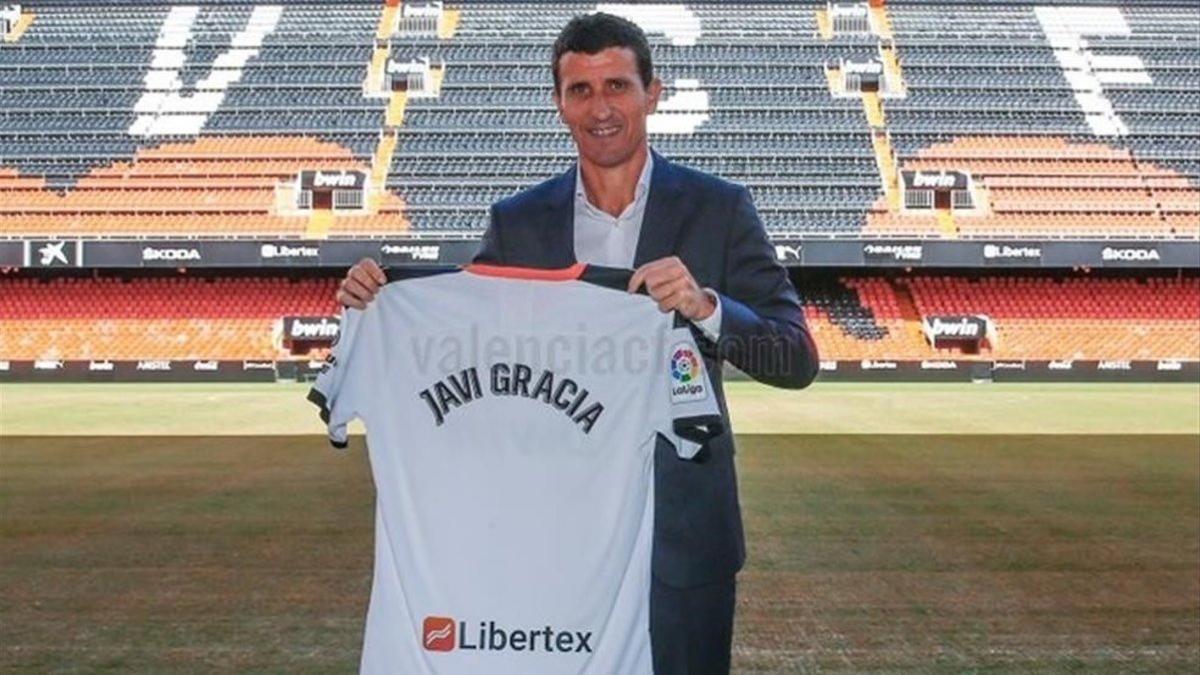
539;165;577;266
633;149;687;268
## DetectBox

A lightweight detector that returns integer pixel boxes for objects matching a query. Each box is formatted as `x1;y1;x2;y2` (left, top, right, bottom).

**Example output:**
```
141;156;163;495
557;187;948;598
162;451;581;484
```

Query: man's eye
609;81;626;91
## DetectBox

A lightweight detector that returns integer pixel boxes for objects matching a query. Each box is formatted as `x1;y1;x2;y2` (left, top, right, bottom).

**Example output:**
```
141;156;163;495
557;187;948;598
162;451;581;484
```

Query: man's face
554;47;662;169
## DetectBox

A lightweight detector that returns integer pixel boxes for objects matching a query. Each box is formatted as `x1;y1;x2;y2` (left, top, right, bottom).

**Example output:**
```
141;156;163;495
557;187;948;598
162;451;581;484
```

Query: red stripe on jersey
463;262;586;281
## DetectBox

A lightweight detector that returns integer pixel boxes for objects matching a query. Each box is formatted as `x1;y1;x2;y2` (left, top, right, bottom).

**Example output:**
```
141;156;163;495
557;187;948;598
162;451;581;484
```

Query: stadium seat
802;274;1200;361
0;275;339;360
0;1;1195;239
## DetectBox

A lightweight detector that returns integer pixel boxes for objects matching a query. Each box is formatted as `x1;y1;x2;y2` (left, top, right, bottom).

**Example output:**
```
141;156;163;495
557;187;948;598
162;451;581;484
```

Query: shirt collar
575;146;654;206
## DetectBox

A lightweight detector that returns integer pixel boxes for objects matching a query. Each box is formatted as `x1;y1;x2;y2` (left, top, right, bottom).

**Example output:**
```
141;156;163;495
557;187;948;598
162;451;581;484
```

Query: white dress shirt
572;151;723;340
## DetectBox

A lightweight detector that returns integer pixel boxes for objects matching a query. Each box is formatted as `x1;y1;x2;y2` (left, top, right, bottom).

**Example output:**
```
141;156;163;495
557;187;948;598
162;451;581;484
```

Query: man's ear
646;77;663;114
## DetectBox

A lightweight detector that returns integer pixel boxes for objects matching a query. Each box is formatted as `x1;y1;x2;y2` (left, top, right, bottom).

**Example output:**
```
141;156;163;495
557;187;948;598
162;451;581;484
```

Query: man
336;12;818;674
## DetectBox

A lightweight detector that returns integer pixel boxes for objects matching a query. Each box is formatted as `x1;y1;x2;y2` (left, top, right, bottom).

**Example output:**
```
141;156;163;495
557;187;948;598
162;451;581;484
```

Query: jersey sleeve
660;324;725;460
306;306;366;450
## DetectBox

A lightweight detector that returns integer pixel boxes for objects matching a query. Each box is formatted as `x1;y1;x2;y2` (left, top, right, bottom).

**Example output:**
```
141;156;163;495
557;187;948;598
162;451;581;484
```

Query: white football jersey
309;263;723;675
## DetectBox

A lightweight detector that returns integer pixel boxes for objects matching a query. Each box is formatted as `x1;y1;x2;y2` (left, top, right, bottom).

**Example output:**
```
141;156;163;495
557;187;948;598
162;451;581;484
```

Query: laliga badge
669;343;708;403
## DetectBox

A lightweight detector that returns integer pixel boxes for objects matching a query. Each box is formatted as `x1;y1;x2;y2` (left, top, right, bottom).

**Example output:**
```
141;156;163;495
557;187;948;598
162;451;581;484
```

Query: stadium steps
365;1;398;97
869;3;894;40
863;94;902;210
870;130;902;211
376;1;399;40
936;209;958;238
815;7;834;41
438;9;461;40
823;66;843;96
862;92;886;128
891;281;927;349
305;209;335;238
879;44;907;95
2;10;33;43
365;43;392;95
370;132;398;211
386;91;409;126
1134;169;1172;230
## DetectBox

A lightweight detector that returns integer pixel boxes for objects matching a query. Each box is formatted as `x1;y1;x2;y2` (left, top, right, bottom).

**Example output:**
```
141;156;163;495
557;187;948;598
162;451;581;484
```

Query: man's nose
589;95;613;119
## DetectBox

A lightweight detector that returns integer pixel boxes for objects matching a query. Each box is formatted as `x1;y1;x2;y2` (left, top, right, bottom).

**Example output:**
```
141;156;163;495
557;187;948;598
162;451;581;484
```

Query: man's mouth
589;125;620;138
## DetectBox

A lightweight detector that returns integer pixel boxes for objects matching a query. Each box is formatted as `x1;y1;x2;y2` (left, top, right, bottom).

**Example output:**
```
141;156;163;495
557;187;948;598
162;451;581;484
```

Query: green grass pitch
1;382;1198;673
3;381;1198;435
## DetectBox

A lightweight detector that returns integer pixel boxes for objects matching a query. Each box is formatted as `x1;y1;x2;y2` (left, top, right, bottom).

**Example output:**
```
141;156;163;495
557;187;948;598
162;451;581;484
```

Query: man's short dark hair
552;12;654;93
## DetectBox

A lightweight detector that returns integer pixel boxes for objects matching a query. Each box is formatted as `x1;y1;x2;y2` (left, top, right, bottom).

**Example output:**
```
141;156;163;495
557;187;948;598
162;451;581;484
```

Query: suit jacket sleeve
473;203;504;263
705;186;819;389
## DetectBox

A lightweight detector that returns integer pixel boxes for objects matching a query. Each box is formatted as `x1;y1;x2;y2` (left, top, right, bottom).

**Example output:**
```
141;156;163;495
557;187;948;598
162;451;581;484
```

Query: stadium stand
0;136;410;236
1;1;1194;238
904;274;1200;360
0;1;1196;380
2;270;1196;363
803;272;1200;361
0;274;339;360
802;275;933;360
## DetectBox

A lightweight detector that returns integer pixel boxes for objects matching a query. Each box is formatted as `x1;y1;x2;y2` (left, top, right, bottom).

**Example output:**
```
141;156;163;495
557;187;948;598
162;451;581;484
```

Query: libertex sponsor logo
983;243;1041;260
423;617;456;652
422;616;593;654
261;243;318;259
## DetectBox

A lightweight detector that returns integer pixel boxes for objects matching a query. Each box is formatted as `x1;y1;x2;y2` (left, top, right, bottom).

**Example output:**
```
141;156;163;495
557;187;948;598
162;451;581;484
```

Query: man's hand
627;256;716;321
337;257;387;310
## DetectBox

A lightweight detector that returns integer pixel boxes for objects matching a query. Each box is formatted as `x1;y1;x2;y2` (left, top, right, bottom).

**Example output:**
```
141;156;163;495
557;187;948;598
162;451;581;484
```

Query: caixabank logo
669;343;708;403
422;616;594;654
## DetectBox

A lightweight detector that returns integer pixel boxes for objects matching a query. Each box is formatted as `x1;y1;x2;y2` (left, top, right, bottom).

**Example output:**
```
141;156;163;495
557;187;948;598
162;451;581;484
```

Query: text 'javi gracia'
418;363;605;433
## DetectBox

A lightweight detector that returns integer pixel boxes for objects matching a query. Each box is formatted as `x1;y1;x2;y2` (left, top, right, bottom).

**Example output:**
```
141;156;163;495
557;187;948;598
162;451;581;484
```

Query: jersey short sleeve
307;306;366;450
661;324;724;460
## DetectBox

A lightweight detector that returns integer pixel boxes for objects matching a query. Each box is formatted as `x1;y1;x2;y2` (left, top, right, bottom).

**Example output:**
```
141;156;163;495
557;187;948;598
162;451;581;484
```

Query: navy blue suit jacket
475;149;820;588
